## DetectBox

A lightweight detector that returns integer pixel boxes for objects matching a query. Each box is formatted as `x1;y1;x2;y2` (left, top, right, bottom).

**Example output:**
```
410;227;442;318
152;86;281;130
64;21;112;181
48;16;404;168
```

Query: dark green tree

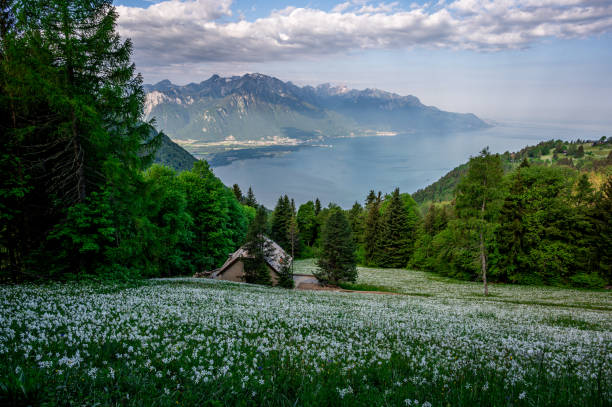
179;161;247;272
592;176;612;284
347;201;364;244
375;188;411;268
1;0;159;279
243;206;273;285
297;201;317;247
244;186;257;207
314;198;321;215
232;184;244;203
455;148;504;295
271;195;292;251
315;209;356;285
363;191;382;265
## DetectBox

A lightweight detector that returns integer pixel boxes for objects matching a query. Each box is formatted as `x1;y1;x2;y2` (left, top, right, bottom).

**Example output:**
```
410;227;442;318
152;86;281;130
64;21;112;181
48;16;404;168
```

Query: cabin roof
211;236;291;278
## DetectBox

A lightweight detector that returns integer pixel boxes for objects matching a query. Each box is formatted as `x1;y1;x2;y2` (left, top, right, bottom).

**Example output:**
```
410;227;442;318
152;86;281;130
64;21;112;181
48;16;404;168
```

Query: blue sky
114;0;612;124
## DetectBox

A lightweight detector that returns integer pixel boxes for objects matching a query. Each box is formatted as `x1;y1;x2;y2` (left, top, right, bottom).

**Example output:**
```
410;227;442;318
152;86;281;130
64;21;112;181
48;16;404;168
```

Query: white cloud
117;0;612;66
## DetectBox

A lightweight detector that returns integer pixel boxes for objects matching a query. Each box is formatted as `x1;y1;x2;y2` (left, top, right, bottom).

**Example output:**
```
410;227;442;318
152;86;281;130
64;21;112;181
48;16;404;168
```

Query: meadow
1;268;610;406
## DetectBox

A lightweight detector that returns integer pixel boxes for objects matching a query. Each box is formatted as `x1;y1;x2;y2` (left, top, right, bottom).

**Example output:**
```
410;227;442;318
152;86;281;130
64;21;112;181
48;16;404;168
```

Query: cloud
116;0;612;66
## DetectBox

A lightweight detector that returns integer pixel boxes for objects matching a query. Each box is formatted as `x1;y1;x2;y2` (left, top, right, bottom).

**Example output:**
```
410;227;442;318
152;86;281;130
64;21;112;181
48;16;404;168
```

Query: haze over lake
212;121;610;208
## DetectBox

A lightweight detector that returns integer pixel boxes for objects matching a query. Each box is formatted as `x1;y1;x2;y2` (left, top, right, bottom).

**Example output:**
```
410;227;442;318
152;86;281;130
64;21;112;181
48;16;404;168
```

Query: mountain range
144;73;489;154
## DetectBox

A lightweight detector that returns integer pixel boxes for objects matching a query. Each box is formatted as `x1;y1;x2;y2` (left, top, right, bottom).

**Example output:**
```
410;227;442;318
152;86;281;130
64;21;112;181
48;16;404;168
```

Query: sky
114;0;612;124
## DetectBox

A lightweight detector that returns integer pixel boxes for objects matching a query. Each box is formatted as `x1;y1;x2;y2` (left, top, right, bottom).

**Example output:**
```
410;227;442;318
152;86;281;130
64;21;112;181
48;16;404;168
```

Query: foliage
363;190;382;265
243;206;272;286
0;0;160;280
270;195;294;253
412;139;612;205
179;161;247;273
455;148;505;294
277;255;295;289
374;188;413;267
315;209;357;285
244;187;257;207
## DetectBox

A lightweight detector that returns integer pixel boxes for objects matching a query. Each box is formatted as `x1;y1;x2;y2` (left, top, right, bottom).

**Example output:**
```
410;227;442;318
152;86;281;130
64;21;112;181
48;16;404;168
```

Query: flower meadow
0;274;610;406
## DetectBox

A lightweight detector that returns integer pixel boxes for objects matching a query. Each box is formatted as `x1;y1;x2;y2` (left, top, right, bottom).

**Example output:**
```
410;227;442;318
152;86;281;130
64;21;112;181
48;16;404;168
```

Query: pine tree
271;195;292;251
243;206;273;285
314;198;321;215
364;191;382;265
315;209;356;285
376;188;411;268
244;187;257;207
1;0;158;278
496;166;528;282
574;174;594;205
456;148;504;295
347;201;364;244
232;184;243;203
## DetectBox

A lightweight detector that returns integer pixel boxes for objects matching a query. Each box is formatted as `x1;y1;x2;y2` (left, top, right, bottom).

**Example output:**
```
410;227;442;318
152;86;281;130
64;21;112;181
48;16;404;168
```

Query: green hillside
413;138;612;205
153;133;198;172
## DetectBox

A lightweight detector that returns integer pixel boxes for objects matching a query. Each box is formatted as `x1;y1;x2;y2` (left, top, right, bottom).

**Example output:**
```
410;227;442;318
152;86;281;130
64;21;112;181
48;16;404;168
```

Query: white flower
519;391;526;400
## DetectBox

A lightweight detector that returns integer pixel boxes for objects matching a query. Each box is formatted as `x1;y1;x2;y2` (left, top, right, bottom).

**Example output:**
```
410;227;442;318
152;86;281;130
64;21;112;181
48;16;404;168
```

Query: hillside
153;132;198;172
143;74;489;155
412;138;612;205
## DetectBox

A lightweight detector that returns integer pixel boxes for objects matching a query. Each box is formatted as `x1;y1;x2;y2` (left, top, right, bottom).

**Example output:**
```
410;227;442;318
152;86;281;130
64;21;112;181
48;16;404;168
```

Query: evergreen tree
277;254;295;289
244;186;257;207
455;148;504;295
297;201;317;247
423;204;438;235
243;206;272;285
315;209;356;285
365;190;377;207
496;165;528;282
574;174;594;205
1;0;158;278
375;188;411;268
347;201;364;244
271;195;292;251
232;184;243;203
314;198;321;215
364;191;382;265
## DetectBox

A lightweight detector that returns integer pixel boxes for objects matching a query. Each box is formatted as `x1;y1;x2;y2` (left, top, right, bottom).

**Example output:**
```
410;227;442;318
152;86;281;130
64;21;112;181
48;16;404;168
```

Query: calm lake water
212;121;610;208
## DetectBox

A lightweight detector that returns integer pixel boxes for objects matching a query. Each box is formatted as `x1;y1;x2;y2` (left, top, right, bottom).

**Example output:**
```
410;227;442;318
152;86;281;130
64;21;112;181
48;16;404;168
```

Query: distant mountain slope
144;73;489;145
153;132;198;172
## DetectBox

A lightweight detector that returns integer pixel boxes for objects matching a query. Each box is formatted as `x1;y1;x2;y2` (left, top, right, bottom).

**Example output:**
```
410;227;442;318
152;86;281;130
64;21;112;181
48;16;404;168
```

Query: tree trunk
480;189;488;296
480;230;488;296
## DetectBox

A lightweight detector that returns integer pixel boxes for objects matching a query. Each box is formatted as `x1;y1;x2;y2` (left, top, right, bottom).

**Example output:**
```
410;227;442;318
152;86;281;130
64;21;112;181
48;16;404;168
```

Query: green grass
336;282;396;293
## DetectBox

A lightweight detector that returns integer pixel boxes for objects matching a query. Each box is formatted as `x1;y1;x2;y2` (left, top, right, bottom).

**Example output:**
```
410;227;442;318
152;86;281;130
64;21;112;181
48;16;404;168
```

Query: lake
211;121;610;208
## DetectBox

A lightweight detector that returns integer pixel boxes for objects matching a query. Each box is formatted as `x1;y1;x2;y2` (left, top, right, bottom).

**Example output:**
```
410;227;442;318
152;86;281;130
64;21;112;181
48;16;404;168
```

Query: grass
0;270;610;406
336;282;396;293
